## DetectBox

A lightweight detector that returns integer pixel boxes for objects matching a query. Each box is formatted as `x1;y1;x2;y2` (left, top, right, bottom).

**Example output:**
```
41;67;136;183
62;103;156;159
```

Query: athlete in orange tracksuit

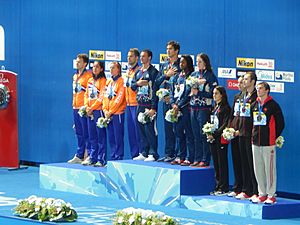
82;61;107;166
103;62;126;160
68;54;92;163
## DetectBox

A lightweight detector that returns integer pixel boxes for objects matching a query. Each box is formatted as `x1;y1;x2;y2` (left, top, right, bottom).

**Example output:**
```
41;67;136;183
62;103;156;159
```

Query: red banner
0;70;19;168
227;79;239;90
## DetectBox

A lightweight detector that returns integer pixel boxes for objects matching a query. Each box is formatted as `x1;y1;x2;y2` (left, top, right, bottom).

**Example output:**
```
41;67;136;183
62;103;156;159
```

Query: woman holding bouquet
82;61;107;166
207;86;231;195
169;55;195;166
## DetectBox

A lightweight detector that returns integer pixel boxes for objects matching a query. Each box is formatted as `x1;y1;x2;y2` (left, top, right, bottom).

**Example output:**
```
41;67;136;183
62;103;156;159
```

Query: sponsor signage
89;50;105;60
236;57;255;69
105;51;121;61
275;71;294;83
260;81;284;93
218;67;236;78
256;58;275;70
227;79;239;90
121;62;128;71
105;61;113;71
159;54;168;63
256;70;274;81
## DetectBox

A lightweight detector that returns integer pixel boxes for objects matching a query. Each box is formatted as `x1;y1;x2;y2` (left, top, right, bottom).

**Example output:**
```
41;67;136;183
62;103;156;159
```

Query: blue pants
190;109;211;163
137;105;159;159
73;109;91;159
93;110;107;164
87;115;98;163
126;106;140;158
108;113;124;160
174;106;195;162
163;103;176;157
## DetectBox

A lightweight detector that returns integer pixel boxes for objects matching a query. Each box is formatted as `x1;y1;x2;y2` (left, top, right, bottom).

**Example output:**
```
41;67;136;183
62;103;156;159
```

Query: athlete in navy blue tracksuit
131;49;159;161
156;41;181;162
190;53;218;167
169;55;195;166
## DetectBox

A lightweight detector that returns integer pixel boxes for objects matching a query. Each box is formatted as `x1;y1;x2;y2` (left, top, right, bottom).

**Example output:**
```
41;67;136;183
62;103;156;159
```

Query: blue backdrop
0;0;299;194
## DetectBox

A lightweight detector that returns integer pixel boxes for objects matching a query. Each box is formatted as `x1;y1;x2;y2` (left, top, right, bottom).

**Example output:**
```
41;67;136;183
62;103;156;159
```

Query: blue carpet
0;167;299;224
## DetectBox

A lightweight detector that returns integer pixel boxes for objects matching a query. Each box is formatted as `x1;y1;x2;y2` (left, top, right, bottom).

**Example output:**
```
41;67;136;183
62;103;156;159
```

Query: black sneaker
157;157;167;162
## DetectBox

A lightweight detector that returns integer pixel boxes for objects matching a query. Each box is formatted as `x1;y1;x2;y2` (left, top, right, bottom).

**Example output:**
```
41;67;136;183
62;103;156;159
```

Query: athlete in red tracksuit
251;82;284;204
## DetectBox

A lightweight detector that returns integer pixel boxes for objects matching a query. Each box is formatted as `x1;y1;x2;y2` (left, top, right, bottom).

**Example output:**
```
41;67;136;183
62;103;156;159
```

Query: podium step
181;195;300;219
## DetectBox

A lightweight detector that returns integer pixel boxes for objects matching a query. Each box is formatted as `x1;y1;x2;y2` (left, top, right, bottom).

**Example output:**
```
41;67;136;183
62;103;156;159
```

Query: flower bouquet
156;88;170;101
78;106;87;117
97;117;111;128
202;122;216;143
222;127;236;141
13;195;77;222
137;109;156;124
113;207;179;225
165;109;182;123
276;136;284;148
185;76;199;88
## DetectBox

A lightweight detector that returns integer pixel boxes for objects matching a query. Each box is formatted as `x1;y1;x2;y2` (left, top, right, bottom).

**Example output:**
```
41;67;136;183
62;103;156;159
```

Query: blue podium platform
181;195;300;219
40;160;300;219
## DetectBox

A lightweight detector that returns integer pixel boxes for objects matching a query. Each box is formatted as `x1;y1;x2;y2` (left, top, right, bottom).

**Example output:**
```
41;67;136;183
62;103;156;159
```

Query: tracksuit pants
163;102;176;158
126;106;140;158
230;137;243;193
108;113;125;160
93;110;107;165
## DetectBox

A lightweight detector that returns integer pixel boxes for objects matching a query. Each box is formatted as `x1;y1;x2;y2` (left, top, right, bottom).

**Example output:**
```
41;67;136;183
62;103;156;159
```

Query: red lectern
0;70;19;168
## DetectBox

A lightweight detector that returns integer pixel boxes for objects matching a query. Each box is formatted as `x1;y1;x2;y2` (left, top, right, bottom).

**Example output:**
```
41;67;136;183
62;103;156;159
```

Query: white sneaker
144;155;155;162
133;153;146;161
227;191;238;197
81;157;93;165
67;155;83;164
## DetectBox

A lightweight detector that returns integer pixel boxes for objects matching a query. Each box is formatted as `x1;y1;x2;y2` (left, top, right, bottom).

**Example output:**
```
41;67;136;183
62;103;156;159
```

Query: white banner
256;58;275;70
218;67;236;78
275;71;294;83
105;51;121;61
0;25;4;61
256;70;274;81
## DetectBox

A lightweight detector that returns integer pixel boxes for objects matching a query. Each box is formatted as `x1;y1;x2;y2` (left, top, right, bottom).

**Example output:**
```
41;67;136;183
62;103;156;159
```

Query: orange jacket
72;70;92;109
103;75;126;115
84;76;106;111
123;65;140;106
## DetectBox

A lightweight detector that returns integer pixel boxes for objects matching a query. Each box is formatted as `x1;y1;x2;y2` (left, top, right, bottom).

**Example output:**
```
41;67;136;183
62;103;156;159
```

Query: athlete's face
166;45;178;58
92;62;103;75
196;56;206;71
76;57;86;70
127;51;138;66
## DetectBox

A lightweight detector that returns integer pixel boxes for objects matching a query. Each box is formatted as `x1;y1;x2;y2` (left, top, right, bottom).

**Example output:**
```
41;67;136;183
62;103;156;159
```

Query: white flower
117;216;124;223
276;136;284;148
186;76;199;88
156;88;170;101
27;195;37;204
202;122;216;135
78;106;87;117
45;198;55;205
96;117;111;128
165;109;182;123
66;202;72;208
222;127;236;141
129;215;135;224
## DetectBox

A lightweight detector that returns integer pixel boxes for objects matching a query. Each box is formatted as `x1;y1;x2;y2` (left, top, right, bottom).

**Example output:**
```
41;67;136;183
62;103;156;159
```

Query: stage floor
0;166;300;224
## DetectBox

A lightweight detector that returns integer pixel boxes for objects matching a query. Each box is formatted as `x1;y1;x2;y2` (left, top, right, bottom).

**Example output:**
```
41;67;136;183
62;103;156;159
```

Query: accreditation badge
210;115;219;130
234;101;240;116
253;111;267;125
174;83;185;98
240;103;251;117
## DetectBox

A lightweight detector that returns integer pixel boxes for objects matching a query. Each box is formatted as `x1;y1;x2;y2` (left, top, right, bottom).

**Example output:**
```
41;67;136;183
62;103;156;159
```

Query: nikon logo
236;57;255;68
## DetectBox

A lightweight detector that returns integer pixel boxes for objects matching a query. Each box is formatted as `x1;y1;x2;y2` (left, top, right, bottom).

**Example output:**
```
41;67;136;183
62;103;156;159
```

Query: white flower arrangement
78;106;87;117
185;76;199;88
276;136;284;148
137;109;156;124
97;117;111;128
222;127;236;141
13;195;77;222
113;207;179;225
202;122;216;143
156;88;170;101
165;109;182;123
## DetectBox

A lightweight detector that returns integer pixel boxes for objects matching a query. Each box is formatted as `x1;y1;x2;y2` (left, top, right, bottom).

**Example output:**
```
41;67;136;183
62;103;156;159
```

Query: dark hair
198;53;212;72
181;55;194;74
246;71;257;85
77;53;89;65
129;48;140;57
167;40;180;53
141;49;153;60
257;81;270;94
215;86;229;106
93;61;106;80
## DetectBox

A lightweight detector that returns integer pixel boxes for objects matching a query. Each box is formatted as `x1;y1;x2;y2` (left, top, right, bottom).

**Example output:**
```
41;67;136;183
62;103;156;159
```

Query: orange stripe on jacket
84;77;106;111
123;67;139;106
72;70;92;109
103;76;126;115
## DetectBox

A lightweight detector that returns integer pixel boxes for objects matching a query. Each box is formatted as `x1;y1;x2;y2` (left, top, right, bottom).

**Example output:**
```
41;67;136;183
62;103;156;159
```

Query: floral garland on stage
13;195;77;222
113;207;179;225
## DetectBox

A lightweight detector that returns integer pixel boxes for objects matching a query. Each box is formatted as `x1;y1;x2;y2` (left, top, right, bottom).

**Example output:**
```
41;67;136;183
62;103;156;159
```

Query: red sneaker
252;195;267;203
264;196;276;204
